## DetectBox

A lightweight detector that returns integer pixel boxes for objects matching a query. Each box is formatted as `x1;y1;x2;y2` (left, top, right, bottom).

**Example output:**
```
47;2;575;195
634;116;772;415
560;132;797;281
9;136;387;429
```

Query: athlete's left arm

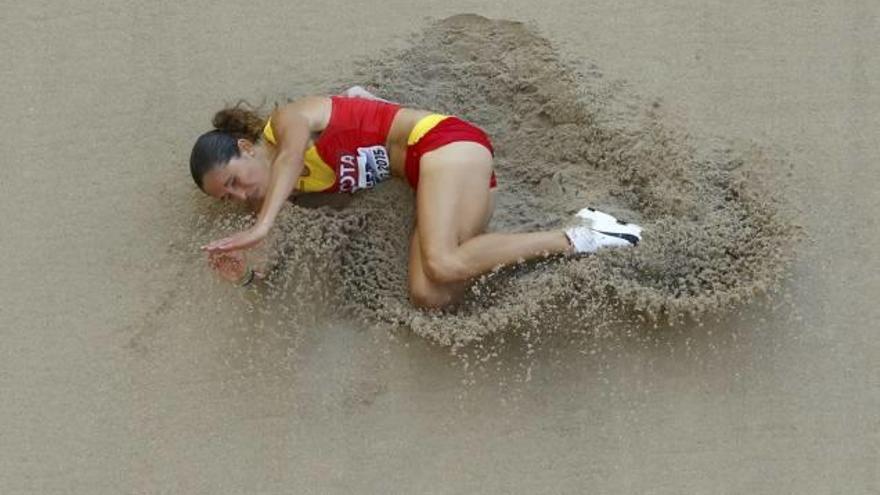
340;85;393;103
202;97;329;253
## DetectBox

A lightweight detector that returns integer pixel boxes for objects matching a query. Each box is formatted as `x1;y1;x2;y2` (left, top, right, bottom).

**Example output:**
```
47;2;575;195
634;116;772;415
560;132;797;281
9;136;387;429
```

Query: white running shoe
564;207;642;254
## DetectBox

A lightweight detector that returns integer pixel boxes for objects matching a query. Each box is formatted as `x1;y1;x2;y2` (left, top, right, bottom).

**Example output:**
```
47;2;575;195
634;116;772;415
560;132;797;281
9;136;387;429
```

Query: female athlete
192;87;642;309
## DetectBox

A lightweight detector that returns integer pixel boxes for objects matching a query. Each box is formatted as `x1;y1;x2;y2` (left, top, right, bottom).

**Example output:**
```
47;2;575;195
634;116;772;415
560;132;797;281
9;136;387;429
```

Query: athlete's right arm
253;97;330;236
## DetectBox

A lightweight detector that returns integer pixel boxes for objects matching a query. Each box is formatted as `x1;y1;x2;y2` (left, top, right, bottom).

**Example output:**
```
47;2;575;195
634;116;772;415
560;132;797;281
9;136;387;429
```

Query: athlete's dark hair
190;101;264;190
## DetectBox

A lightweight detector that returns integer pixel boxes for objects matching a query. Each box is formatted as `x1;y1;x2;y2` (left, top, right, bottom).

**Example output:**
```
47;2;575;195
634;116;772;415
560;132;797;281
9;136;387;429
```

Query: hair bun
212;102;264;141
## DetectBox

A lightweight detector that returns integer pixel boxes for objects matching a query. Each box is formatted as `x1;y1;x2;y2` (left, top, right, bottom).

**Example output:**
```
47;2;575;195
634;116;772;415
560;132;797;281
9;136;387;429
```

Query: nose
229;187;247;202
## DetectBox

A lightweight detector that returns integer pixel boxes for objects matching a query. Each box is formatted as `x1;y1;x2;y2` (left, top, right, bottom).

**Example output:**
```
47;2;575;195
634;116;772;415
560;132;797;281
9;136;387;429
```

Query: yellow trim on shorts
407;114;449;146
263;118;335;192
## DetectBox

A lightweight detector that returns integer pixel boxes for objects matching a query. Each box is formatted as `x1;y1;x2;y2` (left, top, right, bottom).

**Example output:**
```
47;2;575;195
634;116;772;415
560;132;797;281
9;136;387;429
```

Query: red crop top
262;96;401;193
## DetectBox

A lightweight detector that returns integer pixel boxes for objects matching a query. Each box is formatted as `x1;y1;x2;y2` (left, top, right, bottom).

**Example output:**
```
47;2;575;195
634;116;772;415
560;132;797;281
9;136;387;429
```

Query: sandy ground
1;1;878;494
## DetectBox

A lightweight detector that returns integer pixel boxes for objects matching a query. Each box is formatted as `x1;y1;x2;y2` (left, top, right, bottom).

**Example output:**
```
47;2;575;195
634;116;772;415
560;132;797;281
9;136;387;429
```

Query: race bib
338;145;391;193
356;145;391;189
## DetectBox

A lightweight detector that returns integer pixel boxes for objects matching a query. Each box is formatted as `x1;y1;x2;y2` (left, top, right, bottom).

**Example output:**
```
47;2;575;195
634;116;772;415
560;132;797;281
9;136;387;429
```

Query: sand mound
214;14;799;346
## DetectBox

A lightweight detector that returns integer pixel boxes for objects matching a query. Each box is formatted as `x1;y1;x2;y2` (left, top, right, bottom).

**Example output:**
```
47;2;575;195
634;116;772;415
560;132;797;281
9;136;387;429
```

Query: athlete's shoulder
271;96;332;133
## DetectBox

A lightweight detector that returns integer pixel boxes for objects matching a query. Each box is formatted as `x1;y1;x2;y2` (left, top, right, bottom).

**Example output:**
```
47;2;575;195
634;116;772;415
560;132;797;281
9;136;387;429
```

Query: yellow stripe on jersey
263;118;336;192
262;119;277;144
299;146;336;192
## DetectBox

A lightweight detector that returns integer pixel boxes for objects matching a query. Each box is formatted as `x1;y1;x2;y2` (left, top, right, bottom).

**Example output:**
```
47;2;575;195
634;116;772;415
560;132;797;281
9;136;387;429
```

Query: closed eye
222;176;236;201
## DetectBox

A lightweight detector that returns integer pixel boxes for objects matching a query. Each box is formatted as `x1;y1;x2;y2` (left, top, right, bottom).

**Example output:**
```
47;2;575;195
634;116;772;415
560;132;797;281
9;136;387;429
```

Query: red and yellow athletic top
262;96;401;193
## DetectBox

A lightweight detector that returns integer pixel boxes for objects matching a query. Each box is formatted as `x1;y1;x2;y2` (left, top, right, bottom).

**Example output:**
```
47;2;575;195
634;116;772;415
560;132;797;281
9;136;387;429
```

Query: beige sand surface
1;1;878;493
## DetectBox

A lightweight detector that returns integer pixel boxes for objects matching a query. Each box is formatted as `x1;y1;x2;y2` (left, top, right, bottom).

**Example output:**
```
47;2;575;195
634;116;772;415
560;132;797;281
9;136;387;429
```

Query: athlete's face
201;139;270;208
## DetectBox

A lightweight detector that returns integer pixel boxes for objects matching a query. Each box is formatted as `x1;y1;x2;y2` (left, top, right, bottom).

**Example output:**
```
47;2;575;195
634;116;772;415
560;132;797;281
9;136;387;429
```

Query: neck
255;141;276;163
255;140;310;178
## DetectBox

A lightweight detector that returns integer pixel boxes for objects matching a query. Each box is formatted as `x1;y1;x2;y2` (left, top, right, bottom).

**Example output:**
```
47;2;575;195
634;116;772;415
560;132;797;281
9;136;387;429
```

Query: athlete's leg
408;168;495;308
408;142;572;308
408;229;465;308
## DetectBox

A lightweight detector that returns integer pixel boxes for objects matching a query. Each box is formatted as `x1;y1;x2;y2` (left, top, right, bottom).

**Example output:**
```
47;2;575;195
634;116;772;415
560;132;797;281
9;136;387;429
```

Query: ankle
562;230;575;254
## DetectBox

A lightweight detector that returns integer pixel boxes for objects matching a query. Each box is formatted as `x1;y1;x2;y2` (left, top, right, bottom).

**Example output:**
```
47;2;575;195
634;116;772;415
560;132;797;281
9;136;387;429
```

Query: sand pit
193;15;799;346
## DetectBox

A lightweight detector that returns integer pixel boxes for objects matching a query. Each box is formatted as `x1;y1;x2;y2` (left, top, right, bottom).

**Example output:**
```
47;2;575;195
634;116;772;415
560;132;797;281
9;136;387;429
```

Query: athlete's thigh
416;141;494;257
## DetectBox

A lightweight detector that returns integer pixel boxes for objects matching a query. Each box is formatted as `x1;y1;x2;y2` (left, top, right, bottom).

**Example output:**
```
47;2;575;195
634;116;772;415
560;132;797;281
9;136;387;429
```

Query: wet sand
2;1;878;494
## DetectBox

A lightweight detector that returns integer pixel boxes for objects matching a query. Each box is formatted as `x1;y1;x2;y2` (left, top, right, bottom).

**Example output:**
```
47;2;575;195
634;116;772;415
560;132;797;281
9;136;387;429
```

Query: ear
237;138;255;157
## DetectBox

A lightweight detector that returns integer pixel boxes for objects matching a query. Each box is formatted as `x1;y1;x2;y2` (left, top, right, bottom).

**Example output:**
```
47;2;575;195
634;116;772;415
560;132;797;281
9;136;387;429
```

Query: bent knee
409;284;454;310
422;253;467;285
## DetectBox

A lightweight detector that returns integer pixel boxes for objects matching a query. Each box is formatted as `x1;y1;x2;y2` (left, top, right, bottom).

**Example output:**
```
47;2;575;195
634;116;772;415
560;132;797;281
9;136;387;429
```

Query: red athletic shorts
404;116;497;190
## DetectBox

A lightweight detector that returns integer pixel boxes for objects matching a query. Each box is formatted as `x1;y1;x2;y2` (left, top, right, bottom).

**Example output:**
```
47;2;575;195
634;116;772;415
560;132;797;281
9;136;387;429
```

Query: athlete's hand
207;250;248;283
201;224;270;253
340;85;390;103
